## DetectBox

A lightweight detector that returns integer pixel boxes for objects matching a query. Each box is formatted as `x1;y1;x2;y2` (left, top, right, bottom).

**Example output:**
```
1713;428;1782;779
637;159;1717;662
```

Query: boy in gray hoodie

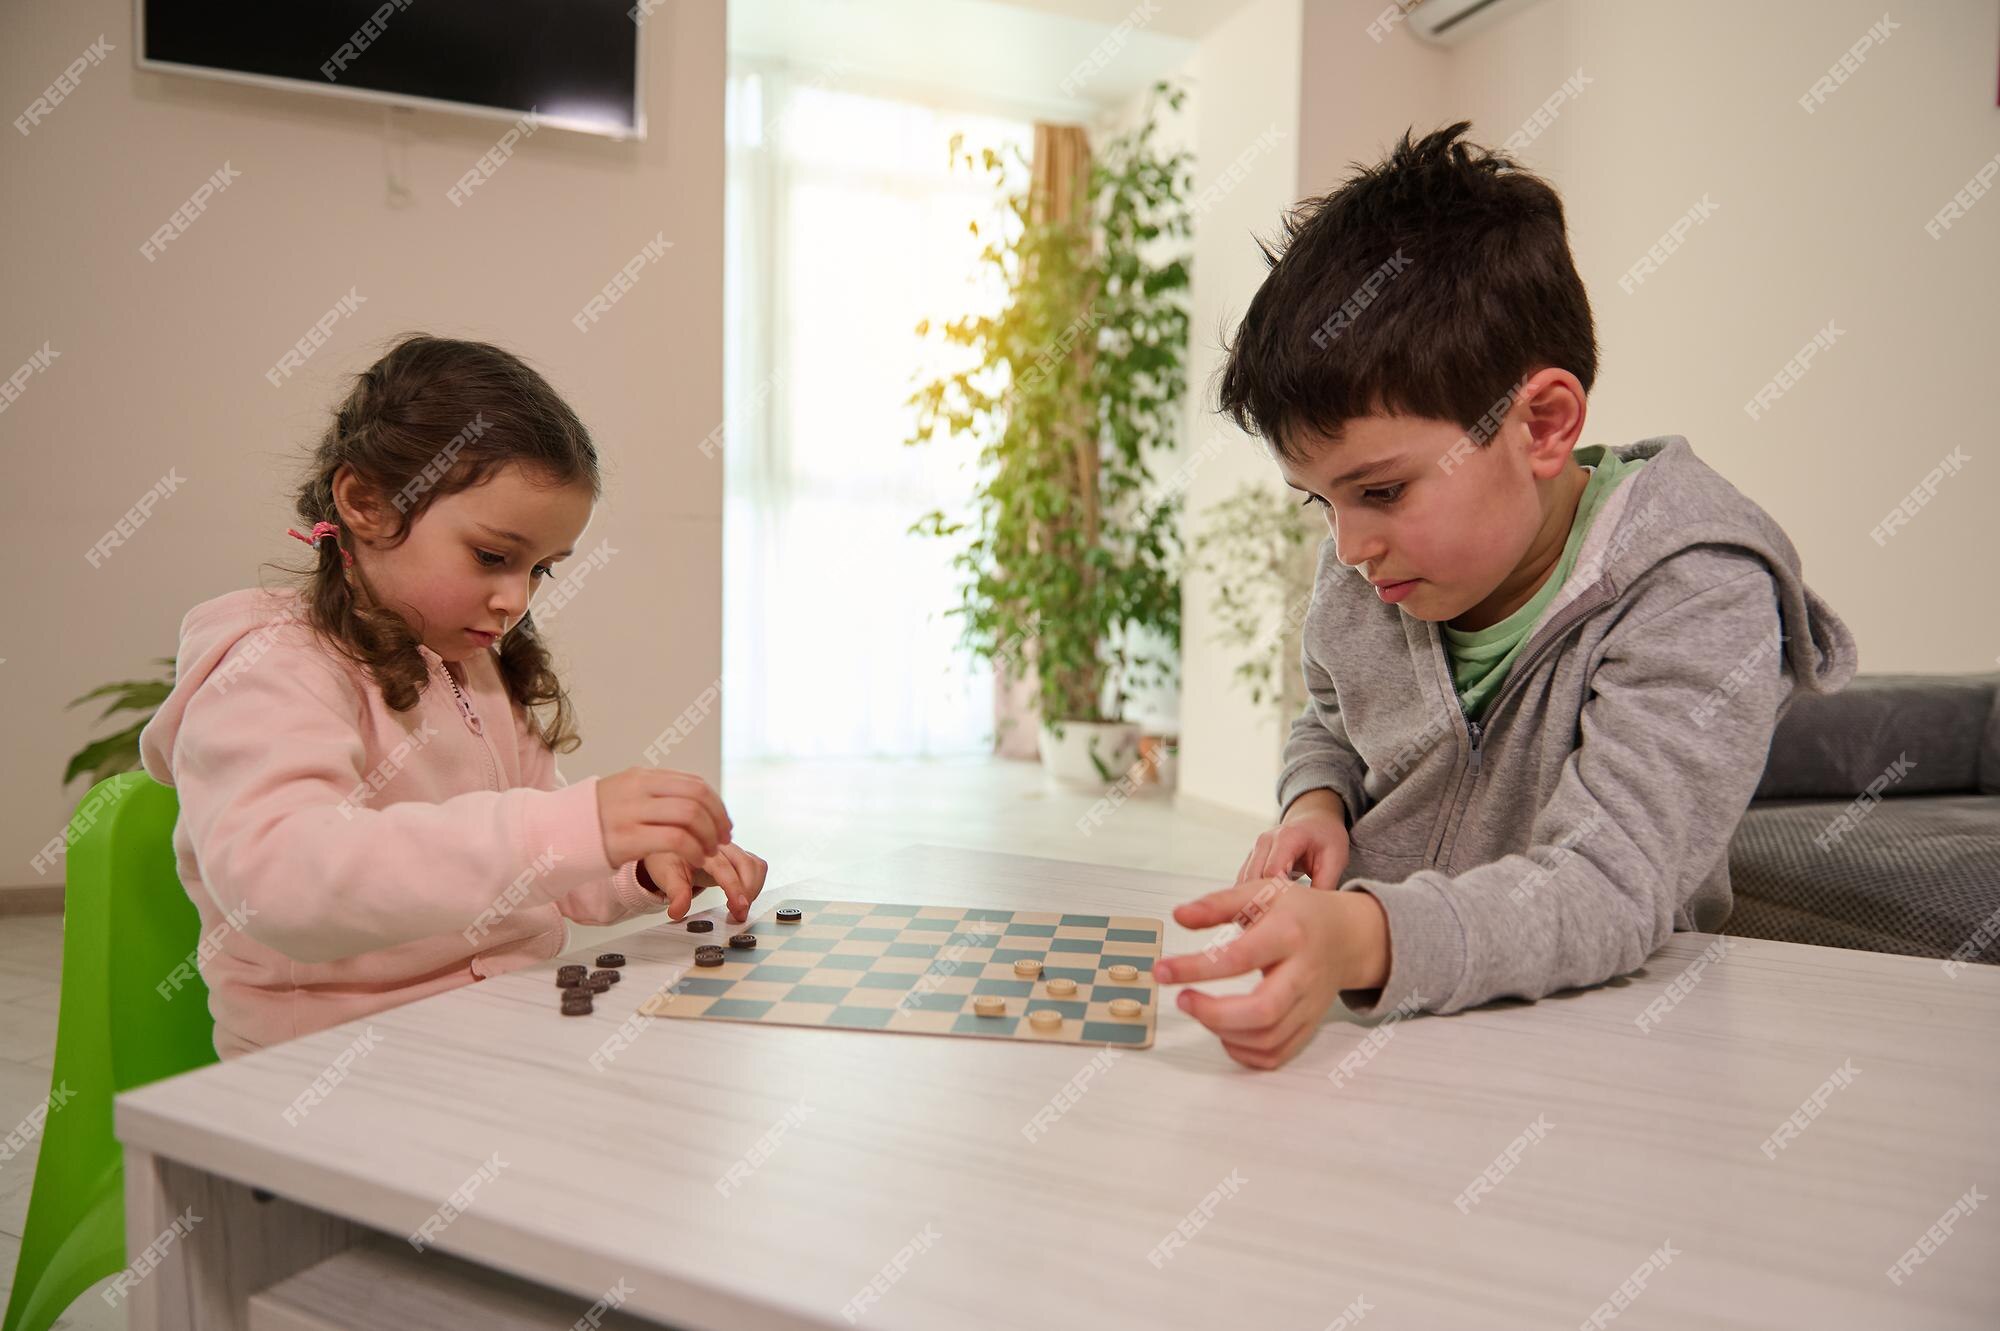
1152;123;1857;1069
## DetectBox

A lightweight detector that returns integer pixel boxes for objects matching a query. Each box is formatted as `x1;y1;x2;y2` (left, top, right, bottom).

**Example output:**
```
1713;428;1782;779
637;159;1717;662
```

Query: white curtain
723;66;1031;760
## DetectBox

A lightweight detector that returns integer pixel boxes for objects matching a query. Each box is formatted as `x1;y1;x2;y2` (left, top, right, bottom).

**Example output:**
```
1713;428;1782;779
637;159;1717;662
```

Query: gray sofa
1724;673;2000;964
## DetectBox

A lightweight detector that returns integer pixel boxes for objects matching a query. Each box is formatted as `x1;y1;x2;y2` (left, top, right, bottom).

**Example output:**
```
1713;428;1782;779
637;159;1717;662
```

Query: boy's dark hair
289;334;600;752
1218;122;1597;463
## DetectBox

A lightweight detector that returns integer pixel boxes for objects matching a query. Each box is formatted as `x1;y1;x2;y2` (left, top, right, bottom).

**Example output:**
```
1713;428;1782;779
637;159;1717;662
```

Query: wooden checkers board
640;899;1163;1048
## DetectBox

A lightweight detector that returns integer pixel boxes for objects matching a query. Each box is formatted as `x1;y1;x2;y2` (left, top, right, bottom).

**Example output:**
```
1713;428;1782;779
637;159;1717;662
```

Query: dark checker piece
588;969;621;986
560;996;594;1016
582;976;612;994
776;907;803;923
694;946;726;968
728;933;758;950
557;964;586;978
686;919;715;933
556;972;585;989
595;952;626;968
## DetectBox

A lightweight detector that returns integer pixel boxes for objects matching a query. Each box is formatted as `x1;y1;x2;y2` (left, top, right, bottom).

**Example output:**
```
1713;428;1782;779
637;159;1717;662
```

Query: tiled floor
0;756;1266;1327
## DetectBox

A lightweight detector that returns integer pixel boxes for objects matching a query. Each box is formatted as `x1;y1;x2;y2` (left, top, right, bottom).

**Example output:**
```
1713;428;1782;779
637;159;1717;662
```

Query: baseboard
0;884;64;916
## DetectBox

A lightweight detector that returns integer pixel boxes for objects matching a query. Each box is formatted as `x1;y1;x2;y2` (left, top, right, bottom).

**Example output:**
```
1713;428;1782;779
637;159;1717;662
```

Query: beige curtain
994;123;1094;759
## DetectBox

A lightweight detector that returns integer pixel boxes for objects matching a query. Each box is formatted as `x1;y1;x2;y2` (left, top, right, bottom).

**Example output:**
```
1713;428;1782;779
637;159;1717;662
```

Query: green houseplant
1192;485;1322;722
906;83;1193;784
63;659;175;788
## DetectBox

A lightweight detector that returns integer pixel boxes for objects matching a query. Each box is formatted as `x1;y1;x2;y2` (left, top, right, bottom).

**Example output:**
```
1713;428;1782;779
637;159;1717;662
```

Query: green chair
3;772;218;1331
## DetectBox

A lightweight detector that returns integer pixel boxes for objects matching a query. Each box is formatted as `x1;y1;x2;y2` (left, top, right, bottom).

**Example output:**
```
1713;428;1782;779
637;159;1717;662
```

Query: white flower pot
1038;720;1142;788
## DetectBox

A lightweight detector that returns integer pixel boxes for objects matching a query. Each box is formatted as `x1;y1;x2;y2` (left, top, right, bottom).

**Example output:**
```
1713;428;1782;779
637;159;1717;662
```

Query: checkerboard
638;899;1162;1048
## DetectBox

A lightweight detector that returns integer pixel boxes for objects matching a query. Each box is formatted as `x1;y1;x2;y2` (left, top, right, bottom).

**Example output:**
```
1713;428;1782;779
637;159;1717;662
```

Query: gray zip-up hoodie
1280;436;1858;1019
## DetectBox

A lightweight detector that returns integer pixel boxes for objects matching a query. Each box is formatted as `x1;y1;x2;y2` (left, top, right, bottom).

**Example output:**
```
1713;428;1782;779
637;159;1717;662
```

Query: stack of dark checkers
556;953;625;1014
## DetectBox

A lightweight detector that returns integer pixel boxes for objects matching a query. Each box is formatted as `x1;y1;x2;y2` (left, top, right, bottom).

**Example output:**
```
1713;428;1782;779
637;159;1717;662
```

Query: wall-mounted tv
137;0;644;141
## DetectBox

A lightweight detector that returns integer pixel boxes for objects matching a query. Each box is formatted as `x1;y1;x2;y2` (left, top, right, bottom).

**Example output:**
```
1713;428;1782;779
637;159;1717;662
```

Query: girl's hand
596;767;732;868
1152;878;1392;1071
642;844;769;922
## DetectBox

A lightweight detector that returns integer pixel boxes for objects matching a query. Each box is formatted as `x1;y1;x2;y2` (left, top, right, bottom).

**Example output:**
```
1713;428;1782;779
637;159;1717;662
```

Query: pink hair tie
288;520;354;568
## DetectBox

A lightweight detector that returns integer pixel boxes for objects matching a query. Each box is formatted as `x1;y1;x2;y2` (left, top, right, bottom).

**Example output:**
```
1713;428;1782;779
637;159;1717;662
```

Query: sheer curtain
722;67;1032;760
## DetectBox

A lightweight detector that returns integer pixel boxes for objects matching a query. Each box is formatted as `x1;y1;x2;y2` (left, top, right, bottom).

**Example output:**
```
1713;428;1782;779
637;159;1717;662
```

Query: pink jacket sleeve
167;645;649;963
510;703;670;928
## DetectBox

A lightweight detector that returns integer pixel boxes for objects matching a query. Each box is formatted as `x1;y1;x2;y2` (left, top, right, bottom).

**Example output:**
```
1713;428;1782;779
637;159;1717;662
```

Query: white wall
1174;0;1305;819
0;0;726;891
1178;0;2000;821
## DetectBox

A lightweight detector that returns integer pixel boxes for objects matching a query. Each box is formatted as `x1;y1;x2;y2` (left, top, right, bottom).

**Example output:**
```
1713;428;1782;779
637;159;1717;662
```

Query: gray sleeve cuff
1335;874;1468;1019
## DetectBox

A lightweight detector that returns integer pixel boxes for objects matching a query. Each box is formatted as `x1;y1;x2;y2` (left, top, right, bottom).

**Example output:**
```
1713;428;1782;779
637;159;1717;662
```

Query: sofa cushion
1726;795;2000;963
1755;674;1995;801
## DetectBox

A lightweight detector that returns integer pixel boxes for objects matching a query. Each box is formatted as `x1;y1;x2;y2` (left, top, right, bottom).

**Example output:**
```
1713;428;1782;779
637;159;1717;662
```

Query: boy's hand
641;844;768;922
597;767;732;867
1238;789;1351;889
1153;878;1390;1070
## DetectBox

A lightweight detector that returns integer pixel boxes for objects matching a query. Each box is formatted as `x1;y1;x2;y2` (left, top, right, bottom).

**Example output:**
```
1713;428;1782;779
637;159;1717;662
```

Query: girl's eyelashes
1361;483;1405;506
475;548;555;579
1299;493;1331;509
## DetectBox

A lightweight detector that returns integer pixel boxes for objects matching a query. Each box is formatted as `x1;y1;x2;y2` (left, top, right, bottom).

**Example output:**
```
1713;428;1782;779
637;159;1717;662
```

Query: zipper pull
1467;720;1483;773
441;664;483;734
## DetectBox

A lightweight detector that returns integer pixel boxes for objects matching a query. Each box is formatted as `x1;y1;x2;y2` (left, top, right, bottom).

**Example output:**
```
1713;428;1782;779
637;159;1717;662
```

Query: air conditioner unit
1404;0;1552;47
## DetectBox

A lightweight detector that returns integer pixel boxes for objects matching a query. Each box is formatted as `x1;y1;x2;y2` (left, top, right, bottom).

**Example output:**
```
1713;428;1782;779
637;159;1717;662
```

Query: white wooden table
115;845;2000;1330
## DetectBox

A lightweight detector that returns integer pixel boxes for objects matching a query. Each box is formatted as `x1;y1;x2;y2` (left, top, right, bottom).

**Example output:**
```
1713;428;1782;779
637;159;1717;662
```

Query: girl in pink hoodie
139;335;766;1058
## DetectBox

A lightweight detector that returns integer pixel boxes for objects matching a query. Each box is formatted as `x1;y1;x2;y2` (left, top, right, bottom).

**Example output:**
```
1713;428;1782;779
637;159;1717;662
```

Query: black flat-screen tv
137;0;644;140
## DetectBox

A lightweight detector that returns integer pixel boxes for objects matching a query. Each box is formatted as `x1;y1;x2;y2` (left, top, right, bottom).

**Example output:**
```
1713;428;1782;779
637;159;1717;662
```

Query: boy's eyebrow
1325;454;1414;489
475;523;573;559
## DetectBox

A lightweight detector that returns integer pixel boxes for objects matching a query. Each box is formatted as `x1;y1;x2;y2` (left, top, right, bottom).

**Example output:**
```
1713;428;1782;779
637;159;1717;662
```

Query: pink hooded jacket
139;587;669;1058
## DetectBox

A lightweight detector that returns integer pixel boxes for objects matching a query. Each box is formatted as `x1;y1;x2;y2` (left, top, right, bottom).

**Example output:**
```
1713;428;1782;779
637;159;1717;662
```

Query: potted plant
1191;483;1322;721
906;83;1193;786
63;659;176;787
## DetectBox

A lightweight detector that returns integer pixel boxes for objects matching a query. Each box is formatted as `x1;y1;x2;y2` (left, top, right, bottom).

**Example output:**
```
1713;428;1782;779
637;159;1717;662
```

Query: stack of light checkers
641;900;1163;1048
555;953;626;1015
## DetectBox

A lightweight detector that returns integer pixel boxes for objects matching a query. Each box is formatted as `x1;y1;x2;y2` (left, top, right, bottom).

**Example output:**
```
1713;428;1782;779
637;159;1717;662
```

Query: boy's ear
330;463;395;543
1517;368;1587;479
